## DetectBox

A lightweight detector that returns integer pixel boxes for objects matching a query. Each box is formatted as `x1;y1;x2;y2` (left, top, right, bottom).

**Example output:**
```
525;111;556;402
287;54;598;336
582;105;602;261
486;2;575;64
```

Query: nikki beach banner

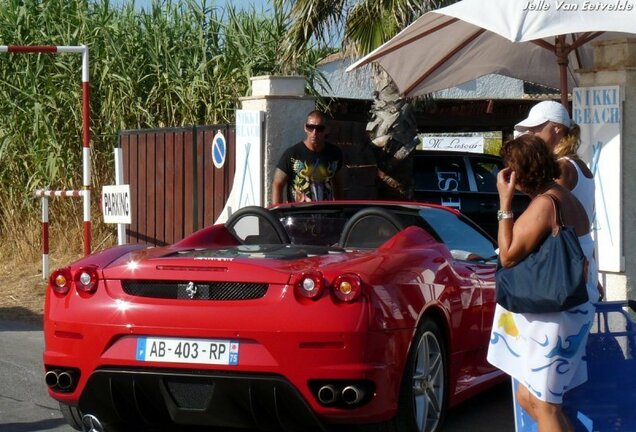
573;85;622;272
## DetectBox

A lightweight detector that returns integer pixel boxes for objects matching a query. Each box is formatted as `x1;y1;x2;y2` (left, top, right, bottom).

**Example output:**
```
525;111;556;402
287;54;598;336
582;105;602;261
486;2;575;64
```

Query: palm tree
277;0;456;200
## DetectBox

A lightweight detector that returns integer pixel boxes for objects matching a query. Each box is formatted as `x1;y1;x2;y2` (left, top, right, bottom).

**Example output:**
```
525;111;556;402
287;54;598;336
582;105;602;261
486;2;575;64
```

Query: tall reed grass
0;0;327;259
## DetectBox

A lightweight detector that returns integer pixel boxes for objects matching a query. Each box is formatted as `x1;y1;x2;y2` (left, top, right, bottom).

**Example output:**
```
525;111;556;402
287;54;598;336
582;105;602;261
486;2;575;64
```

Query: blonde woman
514;101;602;300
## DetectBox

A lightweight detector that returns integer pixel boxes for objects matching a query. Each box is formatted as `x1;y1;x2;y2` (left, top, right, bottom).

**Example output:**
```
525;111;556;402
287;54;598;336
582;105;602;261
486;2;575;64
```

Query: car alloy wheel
411;323;445;432
360;319;448;432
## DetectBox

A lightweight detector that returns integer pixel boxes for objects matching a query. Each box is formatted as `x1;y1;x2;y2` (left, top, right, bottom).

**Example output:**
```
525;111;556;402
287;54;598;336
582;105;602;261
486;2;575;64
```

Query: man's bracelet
497;210;514;221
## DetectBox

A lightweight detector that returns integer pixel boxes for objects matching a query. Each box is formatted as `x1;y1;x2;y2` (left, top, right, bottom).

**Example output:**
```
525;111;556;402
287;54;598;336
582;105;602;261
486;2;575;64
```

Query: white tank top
565;158;600;302
563;156;595;225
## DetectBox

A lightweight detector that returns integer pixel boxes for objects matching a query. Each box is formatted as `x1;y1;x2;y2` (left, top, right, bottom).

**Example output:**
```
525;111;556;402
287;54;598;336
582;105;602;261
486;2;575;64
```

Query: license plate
136;337;239;365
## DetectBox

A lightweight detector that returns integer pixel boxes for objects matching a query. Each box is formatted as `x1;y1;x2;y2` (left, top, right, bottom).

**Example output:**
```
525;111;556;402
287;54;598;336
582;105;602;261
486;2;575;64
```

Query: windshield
279;212;349;246
418;208;497;261
268;204;495;259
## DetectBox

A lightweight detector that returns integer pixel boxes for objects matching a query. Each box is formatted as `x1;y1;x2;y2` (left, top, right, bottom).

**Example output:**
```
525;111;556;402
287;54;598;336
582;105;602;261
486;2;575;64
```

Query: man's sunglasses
305;123;326;133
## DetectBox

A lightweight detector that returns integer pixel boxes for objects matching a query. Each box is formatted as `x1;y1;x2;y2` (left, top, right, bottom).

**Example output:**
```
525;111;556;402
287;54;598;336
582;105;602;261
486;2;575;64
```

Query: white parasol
347;0;636;108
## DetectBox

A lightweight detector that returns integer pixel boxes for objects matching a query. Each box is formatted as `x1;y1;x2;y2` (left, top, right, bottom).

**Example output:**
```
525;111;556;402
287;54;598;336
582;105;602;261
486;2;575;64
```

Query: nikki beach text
523;0;634;10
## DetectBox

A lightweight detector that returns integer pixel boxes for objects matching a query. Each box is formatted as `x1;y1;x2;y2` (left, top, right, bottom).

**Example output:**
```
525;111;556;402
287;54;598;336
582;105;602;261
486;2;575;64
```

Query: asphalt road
0;318;514;432
0;319;70;432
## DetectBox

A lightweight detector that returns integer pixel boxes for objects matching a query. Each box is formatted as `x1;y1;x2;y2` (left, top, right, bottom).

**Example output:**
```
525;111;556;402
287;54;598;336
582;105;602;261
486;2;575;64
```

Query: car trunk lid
101;244;351;285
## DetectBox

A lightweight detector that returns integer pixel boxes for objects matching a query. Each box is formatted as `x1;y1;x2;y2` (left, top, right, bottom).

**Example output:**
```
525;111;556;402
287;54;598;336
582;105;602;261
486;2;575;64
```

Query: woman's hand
497;168;517;202
497;167;516;209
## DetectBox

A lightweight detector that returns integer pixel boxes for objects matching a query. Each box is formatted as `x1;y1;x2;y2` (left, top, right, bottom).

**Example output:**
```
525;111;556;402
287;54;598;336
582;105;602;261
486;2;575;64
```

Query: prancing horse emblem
185;281;197;299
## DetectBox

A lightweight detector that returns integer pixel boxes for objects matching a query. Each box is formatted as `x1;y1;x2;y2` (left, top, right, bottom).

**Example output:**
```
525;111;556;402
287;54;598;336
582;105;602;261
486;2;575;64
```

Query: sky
216;0;270;11
117;0;273;12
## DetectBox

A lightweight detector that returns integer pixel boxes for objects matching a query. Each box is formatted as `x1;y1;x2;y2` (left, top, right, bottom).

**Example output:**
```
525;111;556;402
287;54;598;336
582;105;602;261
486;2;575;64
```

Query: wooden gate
119;119;378;246
119;125;236;246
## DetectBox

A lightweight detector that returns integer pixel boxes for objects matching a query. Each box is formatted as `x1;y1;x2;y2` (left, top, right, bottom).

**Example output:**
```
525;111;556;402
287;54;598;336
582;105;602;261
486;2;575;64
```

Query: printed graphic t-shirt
277;141;343;202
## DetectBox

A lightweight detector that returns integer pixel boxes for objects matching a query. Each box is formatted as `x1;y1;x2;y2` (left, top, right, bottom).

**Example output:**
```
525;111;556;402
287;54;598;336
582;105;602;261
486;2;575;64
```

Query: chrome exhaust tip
57;371;74;390
81;414;105;432
317;384;339;405
342;385;365;405
45;370;59;388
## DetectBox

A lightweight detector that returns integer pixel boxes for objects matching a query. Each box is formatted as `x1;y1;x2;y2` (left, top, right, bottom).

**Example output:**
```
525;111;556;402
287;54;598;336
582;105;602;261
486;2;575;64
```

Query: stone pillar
578;38;636;301
239;75;315;205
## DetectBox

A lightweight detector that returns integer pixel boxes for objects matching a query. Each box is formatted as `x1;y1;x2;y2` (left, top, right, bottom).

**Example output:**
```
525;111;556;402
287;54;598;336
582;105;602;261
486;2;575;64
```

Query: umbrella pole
559;62;570;114
556;35;571;115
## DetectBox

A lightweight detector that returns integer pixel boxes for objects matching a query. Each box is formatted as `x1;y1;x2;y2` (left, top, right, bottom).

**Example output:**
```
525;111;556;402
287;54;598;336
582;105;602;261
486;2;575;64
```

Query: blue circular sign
212;132;226;169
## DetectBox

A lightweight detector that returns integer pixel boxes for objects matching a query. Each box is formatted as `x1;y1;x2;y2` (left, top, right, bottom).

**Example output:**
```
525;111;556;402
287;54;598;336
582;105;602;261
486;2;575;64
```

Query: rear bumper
44;294;413;427
79;368;327;431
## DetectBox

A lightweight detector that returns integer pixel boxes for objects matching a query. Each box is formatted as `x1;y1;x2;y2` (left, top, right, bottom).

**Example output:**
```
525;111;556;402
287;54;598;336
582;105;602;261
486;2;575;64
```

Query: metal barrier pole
114;147;127;245
1;44;92;275
80;45;92;255
42;196;49;279
34;190;84;277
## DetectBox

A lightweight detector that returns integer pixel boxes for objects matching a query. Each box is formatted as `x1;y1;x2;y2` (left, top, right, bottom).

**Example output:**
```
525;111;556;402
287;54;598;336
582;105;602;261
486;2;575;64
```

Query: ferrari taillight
74;265;100;294
49;267;73;295
295;271;325;299
332;273;362;302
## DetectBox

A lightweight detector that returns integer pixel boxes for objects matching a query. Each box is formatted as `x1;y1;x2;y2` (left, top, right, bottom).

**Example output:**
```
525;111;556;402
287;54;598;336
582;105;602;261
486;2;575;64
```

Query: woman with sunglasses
272;110;344;204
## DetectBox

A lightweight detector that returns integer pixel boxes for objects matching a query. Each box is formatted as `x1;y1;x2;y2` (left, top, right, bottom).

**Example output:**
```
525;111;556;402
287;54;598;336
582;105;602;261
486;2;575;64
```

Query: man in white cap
514;100;602;301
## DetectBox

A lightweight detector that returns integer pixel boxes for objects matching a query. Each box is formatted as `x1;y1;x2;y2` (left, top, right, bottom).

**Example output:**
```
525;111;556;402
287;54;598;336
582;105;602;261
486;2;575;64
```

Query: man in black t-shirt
271;110;344;204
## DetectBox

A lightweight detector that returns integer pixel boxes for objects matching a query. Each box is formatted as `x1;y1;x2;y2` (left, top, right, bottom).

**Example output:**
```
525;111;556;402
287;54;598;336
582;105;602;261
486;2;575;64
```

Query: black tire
59;402;83;431
359;319;448;432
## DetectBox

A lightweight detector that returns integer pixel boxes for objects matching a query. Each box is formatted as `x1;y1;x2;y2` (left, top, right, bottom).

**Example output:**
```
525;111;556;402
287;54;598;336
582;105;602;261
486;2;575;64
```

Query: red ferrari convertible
44;201;505;432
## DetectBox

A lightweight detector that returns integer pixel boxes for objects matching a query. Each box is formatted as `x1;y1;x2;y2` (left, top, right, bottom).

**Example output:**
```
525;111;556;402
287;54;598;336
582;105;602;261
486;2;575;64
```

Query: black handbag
495;194;589;313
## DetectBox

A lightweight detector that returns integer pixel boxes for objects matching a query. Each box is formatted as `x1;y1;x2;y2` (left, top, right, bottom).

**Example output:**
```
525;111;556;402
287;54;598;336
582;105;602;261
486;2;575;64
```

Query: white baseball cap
514;101;571;132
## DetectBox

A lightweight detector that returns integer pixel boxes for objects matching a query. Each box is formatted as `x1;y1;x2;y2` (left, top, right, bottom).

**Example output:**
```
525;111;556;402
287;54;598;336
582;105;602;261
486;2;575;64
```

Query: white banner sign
419;135;484;153
102;184;132;224
214;110;264;224
573;85;622;272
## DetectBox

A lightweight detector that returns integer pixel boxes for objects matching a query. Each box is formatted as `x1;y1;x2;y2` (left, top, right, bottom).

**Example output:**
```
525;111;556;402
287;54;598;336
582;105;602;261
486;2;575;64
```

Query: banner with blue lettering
215;110;264;224
573;85;622;272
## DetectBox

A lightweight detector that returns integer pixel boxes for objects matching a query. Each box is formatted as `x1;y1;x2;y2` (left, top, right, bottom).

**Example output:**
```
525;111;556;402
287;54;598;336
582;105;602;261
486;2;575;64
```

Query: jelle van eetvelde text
523;0;634;11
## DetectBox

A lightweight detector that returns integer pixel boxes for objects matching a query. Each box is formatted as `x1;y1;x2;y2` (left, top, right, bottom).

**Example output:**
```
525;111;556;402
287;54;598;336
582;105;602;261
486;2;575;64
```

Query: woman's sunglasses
305;123;326;133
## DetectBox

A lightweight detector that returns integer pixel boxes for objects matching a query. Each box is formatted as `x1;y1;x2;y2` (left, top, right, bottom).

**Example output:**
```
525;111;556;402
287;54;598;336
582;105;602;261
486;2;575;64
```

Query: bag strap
542;193;563;234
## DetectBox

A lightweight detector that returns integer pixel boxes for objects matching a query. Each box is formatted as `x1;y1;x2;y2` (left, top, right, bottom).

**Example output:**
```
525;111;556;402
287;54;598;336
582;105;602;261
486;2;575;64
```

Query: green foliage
281;0;455;59
0;0;324;238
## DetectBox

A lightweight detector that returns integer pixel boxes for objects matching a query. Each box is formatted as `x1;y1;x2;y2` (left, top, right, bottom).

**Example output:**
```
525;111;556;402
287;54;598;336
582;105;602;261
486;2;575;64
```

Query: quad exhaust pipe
57;370;75;390
317;384;338;405
44;368;77;392
317;383;366;406
45;370;60;388
341;385;365;405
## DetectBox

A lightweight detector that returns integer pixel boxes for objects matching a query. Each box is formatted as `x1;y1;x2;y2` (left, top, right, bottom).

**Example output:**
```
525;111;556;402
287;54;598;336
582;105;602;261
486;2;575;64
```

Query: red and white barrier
2;45;92;278
34;190;84;198
33;189;88;278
